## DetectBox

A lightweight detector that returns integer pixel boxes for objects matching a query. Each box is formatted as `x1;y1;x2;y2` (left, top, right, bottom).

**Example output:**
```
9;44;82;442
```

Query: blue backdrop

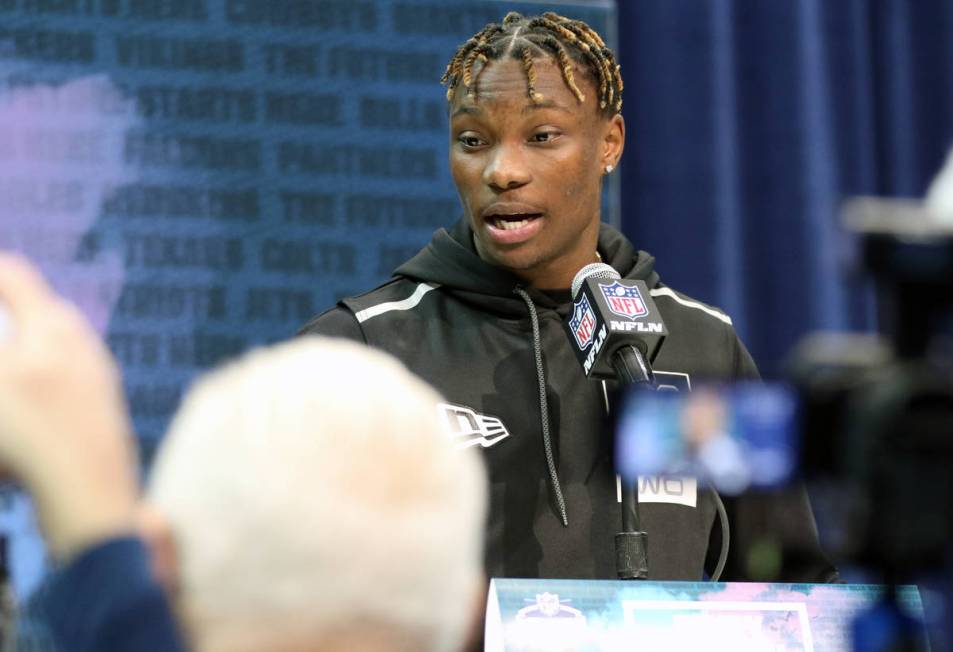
617;0;953;376
0;0;616;607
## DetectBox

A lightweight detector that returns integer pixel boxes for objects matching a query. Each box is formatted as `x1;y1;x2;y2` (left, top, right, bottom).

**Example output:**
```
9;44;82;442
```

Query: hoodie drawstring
513;286;569;527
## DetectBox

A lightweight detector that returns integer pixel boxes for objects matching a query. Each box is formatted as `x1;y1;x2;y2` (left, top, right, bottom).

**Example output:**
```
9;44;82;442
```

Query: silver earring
604;164;614;174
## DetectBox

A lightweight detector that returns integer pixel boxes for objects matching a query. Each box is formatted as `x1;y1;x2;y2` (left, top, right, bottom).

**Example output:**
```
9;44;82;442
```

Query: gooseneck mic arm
610;345;655;386
615;348;655;580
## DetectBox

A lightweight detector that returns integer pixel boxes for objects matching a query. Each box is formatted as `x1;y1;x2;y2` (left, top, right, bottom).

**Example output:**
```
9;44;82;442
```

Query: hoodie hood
394;219;661;317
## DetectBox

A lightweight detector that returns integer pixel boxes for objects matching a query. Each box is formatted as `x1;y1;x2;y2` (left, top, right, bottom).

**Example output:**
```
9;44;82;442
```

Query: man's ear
137;503;180;599
602;113;625;170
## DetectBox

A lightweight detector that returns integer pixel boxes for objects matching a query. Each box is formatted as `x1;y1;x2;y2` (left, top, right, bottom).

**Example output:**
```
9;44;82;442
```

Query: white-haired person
0;253;487;652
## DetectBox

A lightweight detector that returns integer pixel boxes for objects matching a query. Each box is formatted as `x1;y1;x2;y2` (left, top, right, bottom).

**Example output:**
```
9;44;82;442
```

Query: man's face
449;55;624;289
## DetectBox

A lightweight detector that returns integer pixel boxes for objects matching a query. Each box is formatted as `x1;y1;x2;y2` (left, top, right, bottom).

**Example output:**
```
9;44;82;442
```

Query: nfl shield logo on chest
600;281;648;319
569;294;597;350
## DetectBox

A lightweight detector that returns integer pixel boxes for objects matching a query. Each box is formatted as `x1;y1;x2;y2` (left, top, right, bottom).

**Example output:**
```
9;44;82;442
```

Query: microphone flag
563;272;667;379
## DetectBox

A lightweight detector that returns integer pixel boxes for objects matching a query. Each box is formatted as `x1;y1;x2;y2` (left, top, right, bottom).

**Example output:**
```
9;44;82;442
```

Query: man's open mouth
487;214;542;230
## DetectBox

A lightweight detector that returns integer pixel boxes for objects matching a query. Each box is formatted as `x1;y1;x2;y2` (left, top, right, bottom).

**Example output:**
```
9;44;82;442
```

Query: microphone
564;263;669;579
564;263;667;385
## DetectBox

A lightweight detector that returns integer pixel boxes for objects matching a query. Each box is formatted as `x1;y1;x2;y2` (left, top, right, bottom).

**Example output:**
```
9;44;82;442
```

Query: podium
485;578;924;651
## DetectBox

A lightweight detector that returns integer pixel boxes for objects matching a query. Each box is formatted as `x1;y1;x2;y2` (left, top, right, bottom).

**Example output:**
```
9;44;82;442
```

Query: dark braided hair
441;11;624;115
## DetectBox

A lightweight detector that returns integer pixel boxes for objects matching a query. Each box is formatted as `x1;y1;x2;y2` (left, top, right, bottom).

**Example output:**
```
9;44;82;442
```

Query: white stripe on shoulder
649;287;733;325
354;283;440;324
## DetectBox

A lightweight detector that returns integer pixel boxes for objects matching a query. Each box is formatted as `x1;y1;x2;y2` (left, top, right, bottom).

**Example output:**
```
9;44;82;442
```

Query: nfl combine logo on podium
600;281;648;319
569;294;597;350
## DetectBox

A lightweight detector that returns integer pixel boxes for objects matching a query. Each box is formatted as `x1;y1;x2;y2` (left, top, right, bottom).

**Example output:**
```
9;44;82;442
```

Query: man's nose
483;143;531;191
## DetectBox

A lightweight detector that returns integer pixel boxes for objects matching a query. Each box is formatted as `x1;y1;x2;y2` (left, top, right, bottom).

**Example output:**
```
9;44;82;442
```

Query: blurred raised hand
0;253;137;561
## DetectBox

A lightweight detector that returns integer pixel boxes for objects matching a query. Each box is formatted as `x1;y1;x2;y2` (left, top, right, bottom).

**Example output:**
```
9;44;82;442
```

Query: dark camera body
794;341;953;572
792;200;953;576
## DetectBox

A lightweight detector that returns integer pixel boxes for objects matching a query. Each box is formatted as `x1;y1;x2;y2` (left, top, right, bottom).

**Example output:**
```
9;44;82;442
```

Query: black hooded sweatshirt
301;219;836;583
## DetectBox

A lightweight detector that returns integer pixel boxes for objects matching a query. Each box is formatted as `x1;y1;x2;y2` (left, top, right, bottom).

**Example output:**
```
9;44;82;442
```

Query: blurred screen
615;382;799;494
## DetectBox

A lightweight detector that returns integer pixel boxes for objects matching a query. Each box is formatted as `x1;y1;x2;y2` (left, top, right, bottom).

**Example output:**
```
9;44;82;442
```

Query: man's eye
531;131;561;143
458;135;484;148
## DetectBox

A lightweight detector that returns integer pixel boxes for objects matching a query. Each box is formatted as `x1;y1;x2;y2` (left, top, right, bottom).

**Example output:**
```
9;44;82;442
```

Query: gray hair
148;337;486;651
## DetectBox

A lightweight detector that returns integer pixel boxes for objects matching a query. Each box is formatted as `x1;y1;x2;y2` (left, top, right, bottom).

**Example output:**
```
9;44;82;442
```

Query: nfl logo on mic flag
570;294;597;350
564;277;667;379
600;281;648;319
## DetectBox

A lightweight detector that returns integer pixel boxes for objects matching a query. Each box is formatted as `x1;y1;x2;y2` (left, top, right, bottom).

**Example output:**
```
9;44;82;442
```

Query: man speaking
302;11;834;583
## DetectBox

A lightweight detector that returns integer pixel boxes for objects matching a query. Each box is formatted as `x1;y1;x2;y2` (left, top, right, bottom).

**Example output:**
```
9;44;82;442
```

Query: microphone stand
611;346;655;580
